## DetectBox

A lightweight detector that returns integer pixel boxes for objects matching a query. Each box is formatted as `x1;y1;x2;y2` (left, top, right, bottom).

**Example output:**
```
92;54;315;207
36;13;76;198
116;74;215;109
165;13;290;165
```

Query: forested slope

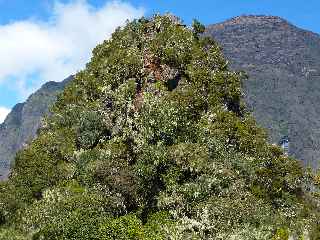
0;15;319;239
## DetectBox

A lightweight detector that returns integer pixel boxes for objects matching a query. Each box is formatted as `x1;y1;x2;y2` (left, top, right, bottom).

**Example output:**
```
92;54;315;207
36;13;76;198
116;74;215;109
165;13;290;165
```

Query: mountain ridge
205;14;320;169
0;76;72;179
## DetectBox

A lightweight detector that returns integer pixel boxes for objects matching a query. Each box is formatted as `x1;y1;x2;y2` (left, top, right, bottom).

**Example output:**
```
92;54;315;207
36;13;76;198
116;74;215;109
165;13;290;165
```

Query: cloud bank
0;107;10;123
0;0;144;114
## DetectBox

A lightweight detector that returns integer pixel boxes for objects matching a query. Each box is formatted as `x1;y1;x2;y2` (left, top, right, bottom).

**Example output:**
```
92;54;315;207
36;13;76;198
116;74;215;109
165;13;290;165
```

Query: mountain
205;15;320;169
0;15;319;239
0;77;72;179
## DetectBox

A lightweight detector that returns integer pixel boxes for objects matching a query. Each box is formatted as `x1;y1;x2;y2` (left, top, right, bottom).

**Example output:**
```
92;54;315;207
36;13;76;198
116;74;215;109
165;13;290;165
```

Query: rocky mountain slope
0;77;72;179
205;15;320;169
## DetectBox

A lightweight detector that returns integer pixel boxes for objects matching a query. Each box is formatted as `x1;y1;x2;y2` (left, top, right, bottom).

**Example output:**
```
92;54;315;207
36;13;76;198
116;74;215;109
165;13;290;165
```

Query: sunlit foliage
0;14;319;239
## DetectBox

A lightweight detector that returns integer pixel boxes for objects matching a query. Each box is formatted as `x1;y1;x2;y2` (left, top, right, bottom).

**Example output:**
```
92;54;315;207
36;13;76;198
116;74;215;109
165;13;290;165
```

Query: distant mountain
206;15;320;169
0;76;72;179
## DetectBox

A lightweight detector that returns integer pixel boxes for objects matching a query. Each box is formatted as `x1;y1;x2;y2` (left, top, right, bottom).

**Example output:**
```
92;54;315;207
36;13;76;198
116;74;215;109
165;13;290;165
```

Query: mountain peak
231;14;288;22
205;14;320;169
209;15;291;29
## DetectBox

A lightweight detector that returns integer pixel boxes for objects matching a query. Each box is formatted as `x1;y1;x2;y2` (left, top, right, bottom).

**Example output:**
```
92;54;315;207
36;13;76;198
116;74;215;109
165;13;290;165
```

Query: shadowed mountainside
0;77;72;179
206;15;320;169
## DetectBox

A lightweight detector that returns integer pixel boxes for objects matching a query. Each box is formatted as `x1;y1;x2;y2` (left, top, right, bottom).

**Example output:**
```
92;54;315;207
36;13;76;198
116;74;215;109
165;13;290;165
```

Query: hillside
205;15;320;169
0;15;319;239
0;77;72;179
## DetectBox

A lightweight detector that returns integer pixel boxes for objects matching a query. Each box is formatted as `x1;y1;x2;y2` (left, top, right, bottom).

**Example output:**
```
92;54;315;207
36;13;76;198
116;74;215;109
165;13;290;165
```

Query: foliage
0;14;319;239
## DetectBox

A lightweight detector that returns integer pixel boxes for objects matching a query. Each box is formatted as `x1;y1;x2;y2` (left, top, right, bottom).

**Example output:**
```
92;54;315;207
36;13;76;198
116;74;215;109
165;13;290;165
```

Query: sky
0;0;319;123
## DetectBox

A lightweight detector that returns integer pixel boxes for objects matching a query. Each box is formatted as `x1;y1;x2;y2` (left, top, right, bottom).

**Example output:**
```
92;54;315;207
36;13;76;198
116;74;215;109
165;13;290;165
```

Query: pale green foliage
0;228;29;240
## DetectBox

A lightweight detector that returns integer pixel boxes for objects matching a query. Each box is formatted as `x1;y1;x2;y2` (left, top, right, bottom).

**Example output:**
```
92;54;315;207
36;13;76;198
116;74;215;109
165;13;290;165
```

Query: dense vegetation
0;15;319;239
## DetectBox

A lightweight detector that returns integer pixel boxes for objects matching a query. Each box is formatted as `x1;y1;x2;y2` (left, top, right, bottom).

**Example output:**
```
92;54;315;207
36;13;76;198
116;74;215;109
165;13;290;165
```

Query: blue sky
1;0;319;31
0;0;319;122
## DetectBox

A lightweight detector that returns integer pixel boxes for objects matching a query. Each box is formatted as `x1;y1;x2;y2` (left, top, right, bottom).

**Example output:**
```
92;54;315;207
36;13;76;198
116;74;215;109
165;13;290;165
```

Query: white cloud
0;107;10;123
0;0;144;100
